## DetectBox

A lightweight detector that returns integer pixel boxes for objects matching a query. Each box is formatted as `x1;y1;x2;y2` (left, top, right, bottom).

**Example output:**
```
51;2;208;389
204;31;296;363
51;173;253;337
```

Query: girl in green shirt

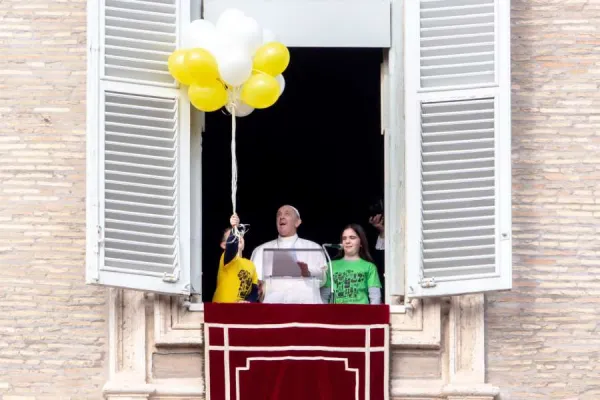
322;224;382;304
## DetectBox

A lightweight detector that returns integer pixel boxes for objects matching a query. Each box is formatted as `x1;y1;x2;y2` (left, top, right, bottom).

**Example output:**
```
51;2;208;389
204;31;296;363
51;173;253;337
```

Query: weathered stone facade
487;1;600;399
0;0;107;398
0;1;598;399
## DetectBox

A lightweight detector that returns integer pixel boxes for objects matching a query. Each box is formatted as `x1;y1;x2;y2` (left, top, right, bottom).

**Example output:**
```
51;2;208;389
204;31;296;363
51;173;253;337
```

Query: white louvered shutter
86;0;192;295
404;0;512;298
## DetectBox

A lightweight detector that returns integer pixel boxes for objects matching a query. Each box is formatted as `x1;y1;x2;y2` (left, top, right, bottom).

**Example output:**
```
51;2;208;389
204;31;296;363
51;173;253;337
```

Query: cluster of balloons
167;8;289;117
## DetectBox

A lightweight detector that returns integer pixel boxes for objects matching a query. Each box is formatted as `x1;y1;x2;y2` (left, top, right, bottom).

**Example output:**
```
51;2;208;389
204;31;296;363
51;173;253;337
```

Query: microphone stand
321;244;338;304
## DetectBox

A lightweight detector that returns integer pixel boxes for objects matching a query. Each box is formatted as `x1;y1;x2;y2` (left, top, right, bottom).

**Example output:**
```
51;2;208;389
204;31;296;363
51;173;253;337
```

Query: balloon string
230;99;239;238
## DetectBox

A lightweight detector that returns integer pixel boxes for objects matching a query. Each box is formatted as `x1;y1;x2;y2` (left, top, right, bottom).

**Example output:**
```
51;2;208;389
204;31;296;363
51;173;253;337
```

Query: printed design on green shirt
333;270;367;302
237;269;253;300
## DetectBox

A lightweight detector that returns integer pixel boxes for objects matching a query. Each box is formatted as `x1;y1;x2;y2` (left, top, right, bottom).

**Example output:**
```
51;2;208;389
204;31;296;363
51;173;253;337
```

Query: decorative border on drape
204;304;390;400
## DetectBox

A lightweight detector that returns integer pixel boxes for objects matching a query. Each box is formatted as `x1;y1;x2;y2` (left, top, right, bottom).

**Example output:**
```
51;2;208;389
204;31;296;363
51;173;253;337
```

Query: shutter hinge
163;267;180;283
93;225;104;253
419;277;437;289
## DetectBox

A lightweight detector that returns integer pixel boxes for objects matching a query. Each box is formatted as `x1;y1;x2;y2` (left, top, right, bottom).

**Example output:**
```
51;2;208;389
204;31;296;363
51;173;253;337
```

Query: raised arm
224;214;240;265
223;232;239;265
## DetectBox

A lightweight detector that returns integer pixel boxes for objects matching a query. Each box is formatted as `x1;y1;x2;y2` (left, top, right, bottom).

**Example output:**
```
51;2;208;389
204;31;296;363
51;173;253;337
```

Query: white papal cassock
250;234;327;304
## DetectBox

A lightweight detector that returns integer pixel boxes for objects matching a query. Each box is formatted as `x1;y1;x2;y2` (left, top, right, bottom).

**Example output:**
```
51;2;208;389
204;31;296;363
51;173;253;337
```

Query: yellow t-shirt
212;254;259;303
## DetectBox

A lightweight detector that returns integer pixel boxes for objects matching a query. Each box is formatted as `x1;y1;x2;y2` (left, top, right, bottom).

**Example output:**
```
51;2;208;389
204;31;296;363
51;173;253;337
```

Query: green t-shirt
323;258;382;304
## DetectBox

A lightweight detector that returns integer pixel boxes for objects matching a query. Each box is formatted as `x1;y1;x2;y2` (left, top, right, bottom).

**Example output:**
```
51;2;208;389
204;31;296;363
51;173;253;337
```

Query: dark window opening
202;48;384;301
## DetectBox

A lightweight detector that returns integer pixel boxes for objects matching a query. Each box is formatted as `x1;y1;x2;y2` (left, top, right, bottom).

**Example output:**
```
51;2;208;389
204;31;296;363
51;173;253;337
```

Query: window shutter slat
104;89;179;278
103;0;178;86
419;0;495;90
87;0;192;295
405;0;511;297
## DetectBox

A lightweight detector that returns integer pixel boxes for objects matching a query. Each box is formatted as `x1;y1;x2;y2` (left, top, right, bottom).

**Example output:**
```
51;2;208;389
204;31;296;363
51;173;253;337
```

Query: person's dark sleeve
246;284;259;302
223;232;239;265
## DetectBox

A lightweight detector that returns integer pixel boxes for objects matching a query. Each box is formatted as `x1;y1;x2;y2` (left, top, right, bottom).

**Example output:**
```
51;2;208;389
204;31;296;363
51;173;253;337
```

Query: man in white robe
250;205;327;303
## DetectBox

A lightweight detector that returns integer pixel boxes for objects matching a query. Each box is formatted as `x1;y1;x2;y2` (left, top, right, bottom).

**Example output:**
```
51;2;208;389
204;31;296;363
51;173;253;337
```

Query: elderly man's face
276;206;301;237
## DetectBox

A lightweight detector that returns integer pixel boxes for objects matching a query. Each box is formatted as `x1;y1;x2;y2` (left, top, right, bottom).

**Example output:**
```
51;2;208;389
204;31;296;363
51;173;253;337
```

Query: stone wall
486;1;600;399
0;0;107;398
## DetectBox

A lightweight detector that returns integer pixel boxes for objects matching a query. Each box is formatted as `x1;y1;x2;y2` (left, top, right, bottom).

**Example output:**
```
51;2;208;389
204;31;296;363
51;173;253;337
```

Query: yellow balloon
252;42;290;77
185;48;219;84
188;81;228;112
240;73;280;109
168;49;194;85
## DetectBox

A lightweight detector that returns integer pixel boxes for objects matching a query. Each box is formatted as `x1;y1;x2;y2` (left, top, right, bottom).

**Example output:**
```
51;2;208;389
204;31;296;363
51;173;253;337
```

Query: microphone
321;243;340;304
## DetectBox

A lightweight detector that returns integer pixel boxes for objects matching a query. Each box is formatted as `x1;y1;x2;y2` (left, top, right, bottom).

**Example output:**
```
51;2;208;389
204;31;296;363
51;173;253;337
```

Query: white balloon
207;35;227;59
216;46;253;87
218;15;263;56
183;19;217;50
227;100;254;117
275;75;286;96
216;8;246;32
262;28;278;44
190;33;220;55
242;17;264;54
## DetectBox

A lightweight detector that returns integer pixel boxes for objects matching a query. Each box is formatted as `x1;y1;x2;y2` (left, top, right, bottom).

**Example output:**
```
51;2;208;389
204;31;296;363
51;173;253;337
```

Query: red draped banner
204;303;390;400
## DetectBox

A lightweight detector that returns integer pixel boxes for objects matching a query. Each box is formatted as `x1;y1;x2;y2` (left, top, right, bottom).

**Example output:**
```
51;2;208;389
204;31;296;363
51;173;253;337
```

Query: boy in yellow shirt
212;214;259;303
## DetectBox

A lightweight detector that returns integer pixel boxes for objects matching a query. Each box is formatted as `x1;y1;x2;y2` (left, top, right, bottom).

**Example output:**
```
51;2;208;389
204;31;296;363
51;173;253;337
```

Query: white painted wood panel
204;0;391;48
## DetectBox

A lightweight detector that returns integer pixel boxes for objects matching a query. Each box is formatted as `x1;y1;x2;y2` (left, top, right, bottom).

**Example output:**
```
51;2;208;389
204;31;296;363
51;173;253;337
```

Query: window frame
86;0;511;304
189;0;204;296
382;0;406;302
191;1;406;302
